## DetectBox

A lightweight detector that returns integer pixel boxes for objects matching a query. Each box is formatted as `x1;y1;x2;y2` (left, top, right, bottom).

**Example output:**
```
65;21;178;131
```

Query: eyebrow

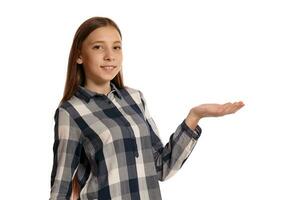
90;40;121;45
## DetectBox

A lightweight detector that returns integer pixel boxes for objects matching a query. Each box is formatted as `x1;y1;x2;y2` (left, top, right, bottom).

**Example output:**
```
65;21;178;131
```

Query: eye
114;46;122;50
93;45;103;50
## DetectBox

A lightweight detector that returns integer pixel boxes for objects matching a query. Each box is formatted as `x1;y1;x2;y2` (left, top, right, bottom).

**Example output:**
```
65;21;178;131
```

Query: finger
229;102;244;113
224;105;236;114
224;102;239;113
223;103;236;114
235;101;245;110
222;101;244;115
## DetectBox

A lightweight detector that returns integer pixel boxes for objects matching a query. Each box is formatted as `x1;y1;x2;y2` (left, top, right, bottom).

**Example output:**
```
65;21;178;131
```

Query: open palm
192;101;245;119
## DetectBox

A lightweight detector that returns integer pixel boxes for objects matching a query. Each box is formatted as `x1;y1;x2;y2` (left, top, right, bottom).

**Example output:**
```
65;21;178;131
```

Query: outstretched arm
138;90;202;181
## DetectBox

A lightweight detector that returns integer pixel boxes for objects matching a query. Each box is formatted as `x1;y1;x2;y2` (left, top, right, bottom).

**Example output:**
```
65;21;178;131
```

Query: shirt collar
75;82;122;103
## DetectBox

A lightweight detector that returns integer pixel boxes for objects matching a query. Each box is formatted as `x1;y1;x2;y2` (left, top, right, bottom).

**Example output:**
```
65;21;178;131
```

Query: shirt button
107;100;112;104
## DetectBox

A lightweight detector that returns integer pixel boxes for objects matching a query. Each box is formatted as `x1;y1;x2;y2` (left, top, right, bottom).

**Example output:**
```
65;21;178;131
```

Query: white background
0;0;299;199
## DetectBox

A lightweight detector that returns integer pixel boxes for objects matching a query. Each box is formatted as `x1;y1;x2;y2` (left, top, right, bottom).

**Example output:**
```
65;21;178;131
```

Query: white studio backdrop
0;0;299;199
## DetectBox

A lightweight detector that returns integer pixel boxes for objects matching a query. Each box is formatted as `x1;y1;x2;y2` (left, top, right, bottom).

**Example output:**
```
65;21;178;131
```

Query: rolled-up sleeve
138;90;202;181
50;107;83;200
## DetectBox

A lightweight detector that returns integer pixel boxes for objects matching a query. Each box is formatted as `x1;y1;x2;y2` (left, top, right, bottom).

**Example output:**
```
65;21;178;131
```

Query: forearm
152;118;201;181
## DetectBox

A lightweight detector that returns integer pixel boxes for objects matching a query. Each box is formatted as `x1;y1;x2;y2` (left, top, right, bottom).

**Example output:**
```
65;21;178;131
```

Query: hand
191;101;245;119
184;101;245;131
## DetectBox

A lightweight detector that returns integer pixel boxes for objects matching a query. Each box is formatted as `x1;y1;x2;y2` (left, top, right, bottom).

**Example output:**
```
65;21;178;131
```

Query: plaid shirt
50;82;202;200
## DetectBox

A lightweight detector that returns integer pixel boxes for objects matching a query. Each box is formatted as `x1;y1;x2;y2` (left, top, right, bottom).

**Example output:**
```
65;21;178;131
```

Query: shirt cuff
181;119;202;140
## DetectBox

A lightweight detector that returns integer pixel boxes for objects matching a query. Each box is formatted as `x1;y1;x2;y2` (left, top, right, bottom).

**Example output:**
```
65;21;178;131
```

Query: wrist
185;109;201;130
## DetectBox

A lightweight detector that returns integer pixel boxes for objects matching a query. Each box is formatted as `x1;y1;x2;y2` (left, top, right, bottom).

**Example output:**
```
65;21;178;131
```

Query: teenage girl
49;16;244;200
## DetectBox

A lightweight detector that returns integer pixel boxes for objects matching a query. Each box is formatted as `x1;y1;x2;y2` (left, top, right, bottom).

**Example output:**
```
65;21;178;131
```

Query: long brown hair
59;16;125;107
59;16;125;199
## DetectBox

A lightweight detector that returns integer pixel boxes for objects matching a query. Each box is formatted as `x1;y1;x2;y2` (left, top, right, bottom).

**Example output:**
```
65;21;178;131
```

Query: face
77;26;122;85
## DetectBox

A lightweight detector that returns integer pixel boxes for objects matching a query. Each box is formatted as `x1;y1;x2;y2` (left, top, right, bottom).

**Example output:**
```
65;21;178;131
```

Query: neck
84;80;111;95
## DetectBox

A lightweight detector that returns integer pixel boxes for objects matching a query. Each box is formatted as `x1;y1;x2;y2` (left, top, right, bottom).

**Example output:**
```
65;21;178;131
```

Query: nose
103;48;115;61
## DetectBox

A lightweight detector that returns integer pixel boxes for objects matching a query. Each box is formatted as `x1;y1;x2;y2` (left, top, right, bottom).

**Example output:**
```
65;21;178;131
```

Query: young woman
49;16;244;200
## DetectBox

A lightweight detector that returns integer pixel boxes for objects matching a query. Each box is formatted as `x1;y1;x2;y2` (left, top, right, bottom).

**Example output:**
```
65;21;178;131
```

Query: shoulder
123;85;143;97
122;85;146;105
58;95;82;110
54;95;85;119
123;85;141;94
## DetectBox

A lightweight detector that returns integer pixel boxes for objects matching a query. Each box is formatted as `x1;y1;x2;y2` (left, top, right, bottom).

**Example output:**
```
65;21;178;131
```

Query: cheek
86;53;99;61
117;54;123;63
85;54;103;66
82;56;101;72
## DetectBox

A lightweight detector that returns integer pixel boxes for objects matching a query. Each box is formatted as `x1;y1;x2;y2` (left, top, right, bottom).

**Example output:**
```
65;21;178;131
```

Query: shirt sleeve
138;90;202;181
50;107;83;200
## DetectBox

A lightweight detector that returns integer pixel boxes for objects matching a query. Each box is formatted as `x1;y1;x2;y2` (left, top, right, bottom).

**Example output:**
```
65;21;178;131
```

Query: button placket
122;120;139;157
106;99;112;104
103;96;139;158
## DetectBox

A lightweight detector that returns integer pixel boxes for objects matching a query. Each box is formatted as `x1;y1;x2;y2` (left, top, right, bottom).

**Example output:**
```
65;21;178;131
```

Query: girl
49;16;244;200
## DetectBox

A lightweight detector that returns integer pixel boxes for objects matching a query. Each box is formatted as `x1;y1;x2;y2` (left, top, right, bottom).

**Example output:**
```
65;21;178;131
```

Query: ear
76;56;83;64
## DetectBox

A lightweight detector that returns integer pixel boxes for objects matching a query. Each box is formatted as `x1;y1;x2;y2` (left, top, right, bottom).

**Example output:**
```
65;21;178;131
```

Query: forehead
85;26;121;45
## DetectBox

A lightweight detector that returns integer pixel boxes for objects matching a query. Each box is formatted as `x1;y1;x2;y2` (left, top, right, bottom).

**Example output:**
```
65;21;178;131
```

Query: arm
50;107;83;200
138;91;202;181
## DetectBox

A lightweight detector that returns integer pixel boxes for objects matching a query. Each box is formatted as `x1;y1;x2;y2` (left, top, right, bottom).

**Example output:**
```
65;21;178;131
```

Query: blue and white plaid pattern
50;82;202;200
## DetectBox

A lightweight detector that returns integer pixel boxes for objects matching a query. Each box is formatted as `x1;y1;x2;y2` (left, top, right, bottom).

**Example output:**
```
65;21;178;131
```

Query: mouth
100;65;117;71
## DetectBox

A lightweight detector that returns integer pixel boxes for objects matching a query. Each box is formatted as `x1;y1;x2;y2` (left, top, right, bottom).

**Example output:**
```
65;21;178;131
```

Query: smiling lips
100;65;117;71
